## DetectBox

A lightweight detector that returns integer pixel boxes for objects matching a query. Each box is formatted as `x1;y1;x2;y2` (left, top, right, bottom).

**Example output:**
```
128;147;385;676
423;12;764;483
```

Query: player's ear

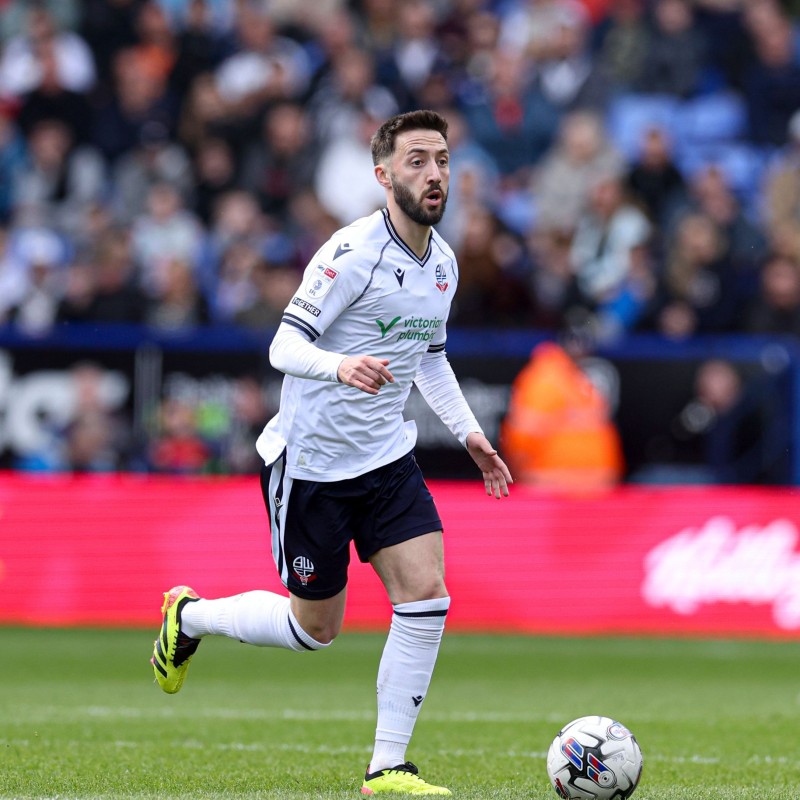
375;163;392;189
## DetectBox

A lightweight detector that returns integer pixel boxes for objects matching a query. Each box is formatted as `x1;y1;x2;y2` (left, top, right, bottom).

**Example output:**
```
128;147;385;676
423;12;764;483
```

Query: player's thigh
369;530;447;605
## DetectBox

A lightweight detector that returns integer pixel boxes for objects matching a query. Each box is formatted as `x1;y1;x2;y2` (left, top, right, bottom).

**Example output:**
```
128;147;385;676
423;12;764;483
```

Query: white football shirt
256;208;480;480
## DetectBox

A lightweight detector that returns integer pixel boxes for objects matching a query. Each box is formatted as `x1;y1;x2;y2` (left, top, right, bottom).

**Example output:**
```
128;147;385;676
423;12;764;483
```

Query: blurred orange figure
501;341;624;489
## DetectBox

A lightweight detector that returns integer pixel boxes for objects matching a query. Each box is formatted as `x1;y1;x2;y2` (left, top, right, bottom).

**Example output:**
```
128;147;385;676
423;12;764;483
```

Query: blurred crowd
1;0;800;342
1;0;800;477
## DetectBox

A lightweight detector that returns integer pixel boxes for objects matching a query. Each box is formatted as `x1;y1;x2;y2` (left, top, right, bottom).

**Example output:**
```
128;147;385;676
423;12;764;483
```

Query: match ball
546;715;643;800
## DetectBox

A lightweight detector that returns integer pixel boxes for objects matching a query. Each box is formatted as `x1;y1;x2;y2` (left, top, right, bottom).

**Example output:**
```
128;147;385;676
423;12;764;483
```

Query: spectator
459;49;560;179
593;0;649;92
131;181;204;298
145;256;210;329
499;0;590;63
0;6;96;99
313;110;386;225
306;45;398;144
741;3;800;146
234;260;301;330
636;0;706;98
111;120;193;224
744;252;800;337
532;109;625;234
190;136;238;225
566;170;653;339
238;102;317;220
0;105;26;223
645;211;739;337
12;118;106;235
147;396;211;473
626;125;687;231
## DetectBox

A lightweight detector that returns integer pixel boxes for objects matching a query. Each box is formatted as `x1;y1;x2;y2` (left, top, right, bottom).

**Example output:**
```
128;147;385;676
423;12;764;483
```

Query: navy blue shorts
260;450;443;600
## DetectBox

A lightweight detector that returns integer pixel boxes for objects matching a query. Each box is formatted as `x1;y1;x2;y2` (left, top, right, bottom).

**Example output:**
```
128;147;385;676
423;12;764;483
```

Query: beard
391;177;448;226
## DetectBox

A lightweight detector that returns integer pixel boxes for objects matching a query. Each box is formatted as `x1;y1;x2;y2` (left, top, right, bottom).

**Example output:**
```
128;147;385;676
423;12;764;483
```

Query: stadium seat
605;93;680;159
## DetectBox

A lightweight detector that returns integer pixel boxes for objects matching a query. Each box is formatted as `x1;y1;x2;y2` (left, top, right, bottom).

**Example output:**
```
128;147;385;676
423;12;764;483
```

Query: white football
546;715;643;800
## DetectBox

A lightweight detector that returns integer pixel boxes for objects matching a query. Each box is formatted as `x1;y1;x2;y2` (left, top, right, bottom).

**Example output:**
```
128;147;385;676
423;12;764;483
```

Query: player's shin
369;596;451;772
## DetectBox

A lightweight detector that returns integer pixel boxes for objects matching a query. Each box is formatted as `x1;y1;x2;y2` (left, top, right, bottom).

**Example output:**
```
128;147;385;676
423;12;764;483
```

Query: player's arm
270;325;394;395
414;349;512;498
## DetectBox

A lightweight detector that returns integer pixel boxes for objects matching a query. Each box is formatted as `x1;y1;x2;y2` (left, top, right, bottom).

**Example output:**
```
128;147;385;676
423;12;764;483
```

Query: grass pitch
0;628;798;799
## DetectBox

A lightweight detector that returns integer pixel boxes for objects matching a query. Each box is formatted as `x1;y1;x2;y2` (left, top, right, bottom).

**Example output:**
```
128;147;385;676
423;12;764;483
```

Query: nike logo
376;316;401;337
412;695;424;707
394;267;405;287
333;242;352;260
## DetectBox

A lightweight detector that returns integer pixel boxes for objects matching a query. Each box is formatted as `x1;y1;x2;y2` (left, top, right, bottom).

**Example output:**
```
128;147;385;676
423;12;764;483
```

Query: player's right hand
338;355;394;395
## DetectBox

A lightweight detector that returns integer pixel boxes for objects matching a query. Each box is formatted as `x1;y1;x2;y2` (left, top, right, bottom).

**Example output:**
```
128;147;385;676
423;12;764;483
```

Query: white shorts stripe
266;450;293;588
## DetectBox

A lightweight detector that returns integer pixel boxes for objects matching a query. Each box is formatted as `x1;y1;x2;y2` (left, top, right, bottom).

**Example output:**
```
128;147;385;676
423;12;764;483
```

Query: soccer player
150;109;513;795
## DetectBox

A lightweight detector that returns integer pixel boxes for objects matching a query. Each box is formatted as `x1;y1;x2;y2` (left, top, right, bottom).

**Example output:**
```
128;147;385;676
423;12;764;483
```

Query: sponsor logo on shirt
291;296;321;317
375;315;444;342
304;264;339;299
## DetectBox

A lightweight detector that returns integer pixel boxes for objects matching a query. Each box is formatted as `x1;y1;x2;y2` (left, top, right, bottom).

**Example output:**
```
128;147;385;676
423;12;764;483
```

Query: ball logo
292;556;317;586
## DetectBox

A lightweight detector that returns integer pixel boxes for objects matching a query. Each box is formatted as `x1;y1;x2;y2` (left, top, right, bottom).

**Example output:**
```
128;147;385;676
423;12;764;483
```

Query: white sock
180;590;328;652
369;596;450;773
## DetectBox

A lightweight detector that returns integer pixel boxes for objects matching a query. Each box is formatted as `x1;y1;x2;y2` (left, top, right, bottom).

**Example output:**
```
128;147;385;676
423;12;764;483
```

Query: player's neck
386;206;431;259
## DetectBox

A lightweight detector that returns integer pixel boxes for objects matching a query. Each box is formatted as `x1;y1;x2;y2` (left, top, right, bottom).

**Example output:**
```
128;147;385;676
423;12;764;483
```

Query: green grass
0;629;798;799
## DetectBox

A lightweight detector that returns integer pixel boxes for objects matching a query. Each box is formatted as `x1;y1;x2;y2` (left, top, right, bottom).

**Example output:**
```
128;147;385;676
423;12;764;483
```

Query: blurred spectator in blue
532;109;625;235
306;45;398;143
314;109;386;225
744;252;800;336
644;211;739;338
626;125;687;232
176;71;232;152
533;2;612;113
565;170;653;340
741;1;800;145
636;0;706;98
168;0;232;106
239;102;317;220
190;136;237;226
459;49;560;180
0;6;96;100
12;118;106;236
212;4;312;140
131;181;204;298
592;0;648;92
92;46;177;163
144;256;210;329
374;0;447;111
499;0;590;63
0;105;26;223
111;120;193;224
57;229;147;325
155;0;237;35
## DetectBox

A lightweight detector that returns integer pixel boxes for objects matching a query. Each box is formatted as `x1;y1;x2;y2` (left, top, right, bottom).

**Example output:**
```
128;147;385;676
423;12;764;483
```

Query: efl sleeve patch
304;264;339;299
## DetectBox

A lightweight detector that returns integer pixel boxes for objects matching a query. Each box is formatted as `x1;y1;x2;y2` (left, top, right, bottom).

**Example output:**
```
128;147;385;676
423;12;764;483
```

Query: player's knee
302;619;341;646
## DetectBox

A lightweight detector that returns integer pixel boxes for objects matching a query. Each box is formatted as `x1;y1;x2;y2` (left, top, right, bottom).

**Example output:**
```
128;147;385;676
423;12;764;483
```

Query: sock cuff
392;596;451;618
287;608;331;651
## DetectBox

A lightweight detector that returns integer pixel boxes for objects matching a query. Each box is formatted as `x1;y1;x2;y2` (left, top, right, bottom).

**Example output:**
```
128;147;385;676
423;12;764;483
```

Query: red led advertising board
1;474;799;637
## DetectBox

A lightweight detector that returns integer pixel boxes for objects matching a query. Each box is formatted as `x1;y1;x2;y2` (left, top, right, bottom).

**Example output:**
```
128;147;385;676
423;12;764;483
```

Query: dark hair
370;110;449;166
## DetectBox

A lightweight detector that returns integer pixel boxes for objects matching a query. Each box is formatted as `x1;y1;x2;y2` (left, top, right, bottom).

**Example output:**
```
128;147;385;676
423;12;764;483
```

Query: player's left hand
466;432;513;499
